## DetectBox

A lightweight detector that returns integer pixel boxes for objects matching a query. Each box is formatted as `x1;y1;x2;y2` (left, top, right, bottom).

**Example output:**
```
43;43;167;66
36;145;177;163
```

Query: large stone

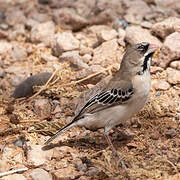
53;8;88;31
30;21;55;46
170;61;180;70
124;0;151;24
76;64;105;83
2;146;23;164
158;32;180;68
52;166;80;180
0;160;10;172
151;17;180;39
5;9;26;26
166;68;180;85
91;39;119;67
96;29;118;42
8;24;26;40
33;99;52;118
155;0;179;7
53;32;80;56
11;45;27;61
27;145;53;167
2;174;26;180
60;51;89;70
29;12;51;23
88;25;111;35
0;41;12;54
125;26;162;46
29;168;52;180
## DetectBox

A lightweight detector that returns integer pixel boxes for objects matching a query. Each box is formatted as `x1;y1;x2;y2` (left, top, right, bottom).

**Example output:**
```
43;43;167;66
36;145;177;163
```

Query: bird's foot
112;150;127;169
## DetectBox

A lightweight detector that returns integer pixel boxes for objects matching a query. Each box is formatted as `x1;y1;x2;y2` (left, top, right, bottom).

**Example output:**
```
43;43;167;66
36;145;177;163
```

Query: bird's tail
44;121;75;144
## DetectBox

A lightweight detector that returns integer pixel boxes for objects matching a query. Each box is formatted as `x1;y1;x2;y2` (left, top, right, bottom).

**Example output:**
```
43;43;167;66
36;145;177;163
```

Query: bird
45;42;158;160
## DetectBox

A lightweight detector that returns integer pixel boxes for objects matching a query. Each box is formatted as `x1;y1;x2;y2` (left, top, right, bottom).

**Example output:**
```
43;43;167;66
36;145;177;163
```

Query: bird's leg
104;134;117;156
104;133;127;168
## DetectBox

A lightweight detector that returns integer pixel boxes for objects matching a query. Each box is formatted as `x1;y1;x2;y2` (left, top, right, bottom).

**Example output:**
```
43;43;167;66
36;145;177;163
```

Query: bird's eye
136;42;149;53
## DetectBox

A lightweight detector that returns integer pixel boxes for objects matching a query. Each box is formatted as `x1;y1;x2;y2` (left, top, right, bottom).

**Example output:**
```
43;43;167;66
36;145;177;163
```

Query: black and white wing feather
73;88;134;121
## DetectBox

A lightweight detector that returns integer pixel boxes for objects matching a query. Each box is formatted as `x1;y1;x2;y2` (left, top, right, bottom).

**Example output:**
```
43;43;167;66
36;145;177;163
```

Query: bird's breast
133;71;151;97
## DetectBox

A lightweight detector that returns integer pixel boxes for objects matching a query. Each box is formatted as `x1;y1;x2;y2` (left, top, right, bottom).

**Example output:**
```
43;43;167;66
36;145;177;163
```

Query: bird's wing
75;75;112;115
73;78;134;122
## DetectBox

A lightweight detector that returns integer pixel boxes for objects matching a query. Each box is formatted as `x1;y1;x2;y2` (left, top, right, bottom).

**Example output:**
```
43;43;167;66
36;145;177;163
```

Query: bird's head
120;42;159;75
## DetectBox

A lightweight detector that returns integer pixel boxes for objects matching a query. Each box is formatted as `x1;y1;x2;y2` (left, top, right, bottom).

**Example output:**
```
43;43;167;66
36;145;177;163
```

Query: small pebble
165;128;177;138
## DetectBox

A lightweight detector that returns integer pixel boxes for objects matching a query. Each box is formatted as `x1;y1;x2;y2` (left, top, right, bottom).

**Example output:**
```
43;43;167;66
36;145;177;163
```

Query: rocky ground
0;0;180;179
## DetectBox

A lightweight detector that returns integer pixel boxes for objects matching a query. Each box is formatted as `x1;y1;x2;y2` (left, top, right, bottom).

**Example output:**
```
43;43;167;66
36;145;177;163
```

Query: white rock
170;61;180;70
2;146;23;164
60;51;89;70
81;54;92;64
124;0;151;24
0;41;12;54
29;168;52;180
125;26;162;46
53;32;80;56
117;28;126;46
11;45;27;61
5;10;26;26
0;160;10;172
151;17;180;39
97;29;118;42
154;80;170;91
27;145;53;167
2;174;26;180
91;39;119;67
30;21;55;46
34;99;52;118
8;24;26;40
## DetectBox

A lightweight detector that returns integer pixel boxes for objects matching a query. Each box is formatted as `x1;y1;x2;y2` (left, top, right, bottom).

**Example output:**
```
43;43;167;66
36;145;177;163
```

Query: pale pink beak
147;43;159;54
148;43;159;51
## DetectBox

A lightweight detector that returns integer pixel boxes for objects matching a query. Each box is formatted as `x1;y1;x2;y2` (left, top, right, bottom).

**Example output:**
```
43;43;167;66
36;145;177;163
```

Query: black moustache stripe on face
142;52;154;72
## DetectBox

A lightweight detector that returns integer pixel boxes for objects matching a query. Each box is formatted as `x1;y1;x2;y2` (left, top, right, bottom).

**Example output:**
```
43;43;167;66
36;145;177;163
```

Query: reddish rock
97;29;118;42
166;68;180;85
34;99;52;118
5;9;26;26
29;168;52;180
170;173;180;180
91;39;119;67
0;160;10;173
124;0;151;24
60;51;89;70
53;8;88;31
117;28;126;46
0;29;8;38
151;17;180;39
11;45;27;61
158;32;180;68
125;26;162;46
29;12;51;23
76;64;105;82
30;21;55;46
165;128;177;138
52;166;80;179
8;24;26;41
